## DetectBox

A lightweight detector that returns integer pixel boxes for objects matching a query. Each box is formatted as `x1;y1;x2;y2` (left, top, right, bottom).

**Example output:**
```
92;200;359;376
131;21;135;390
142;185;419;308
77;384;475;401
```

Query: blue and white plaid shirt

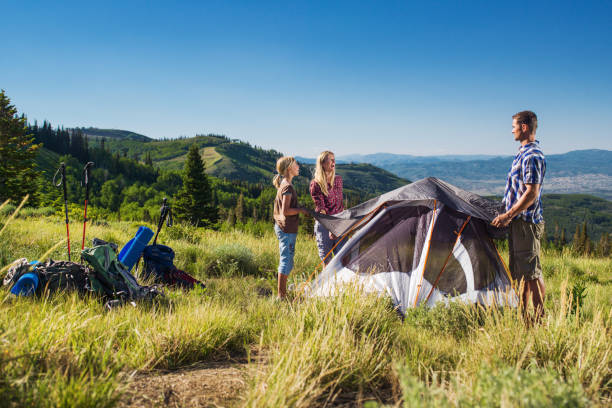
502;141;546;224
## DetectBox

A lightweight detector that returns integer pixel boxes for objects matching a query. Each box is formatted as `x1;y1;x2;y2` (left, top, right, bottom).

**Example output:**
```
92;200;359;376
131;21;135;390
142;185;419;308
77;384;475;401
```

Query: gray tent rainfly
308;178;517;313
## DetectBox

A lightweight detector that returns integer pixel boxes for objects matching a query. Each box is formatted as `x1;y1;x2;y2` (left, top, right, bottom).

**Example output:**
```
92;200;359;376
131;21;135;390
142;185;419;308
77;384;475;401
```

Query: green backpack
81;244;162;303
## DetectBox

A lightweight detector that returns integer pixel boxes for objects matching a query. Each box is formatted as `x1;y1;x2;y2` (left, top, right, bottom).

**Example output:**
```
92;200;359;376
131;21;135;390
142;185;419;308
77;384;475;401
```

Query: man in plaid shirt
492;110;546;320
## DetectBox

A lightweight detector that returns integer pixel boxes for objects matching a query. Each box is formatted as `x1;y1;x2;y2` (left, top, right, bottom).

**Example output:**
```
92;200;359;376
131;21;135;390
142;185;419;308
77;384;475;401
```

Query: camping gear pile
308;177;518;314
2;162;204;308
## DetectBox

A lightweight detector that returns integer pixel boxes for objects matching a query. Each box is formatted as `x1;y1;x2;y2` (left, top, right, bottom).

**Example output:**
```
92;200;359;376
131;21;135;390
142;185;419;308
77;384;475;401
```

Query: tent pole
413;200;437;307
490;236;514;285
424;216;471;304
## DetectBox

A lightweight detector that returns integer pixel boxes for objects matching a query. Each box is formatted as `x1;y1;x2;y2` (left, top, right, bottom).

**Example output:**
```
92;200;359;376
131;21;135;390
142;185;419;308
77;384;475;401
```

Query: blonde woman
273;156;309;298
309;151;344;264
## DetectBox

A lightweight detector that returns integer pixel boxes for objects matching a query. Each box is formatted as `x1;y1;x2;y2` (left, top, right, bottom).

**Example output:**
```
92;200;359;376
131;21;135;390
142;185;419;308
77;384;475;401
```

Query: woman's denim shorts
274;224;297;276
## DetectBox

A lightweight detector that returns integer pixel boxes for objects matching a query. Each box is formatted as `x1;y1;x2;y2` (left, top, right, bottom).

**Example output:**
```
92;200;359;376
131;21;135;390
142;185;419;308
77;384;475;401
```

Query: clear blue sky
2;0;611;157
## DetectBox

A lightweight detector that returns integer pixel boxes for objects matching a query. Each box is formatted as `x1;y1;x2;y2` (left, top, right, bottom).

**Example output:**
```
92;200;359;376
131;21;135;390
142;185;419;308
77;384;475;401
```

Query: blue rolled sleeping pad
10;272;39;296
118;226;154;272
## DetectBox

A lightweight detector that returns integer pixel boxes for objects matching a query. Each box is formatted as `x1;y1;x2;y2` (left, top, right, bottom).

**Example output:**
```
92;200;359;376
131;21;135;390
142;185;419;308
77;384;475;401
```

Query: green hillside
81;129;410;195
543;194;612;242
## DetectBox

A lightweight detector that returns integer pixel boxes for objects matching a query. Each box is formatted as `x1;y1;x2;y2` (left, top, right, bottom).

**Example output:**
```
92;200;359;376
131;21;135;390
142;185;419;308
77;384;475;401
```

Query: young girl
310;150;344;264
273;156;309;298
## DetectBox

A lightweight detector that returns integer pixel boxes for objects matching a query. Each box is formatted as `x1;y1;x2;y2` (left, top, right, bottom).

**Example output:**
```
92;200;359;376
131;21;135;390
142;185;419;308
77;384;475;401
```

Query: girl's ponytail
273;156;296;188
273;174;282;188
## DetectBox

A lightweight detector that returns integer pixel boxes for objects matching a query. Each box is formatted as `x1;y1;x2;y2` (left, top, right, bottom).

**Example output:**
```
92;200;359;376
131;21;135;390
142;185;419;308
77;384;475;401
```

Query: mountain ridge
77;127;153;142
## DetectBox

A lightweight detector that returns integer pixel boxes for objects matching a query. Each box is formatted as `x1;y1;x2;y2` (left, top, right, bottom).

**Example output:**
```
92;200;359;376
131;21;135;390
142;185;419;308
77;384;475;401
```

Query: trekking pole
152;197;173;245
81;162;94;251
53;162;71;261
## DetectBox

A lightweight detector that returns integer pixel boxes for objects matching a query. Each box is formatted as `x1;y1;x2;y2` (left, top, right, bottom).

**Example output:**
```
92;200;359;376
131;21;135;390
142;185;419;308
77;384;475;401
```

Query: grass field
0;216;610;407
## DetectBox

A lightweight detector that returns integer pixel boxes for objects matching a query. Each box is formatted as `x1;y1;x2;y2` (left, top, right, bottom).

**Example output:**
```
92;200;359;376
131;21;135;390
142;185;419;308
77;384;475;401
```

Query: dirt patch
118;359;250;408
327;386;399;407
116;351;396;407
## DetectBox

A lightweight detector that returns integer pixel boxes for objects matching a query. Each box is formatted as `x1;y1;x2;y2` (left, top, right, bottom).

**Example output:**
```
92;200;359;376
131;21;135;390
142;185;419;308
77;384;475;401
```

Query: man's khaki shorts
508;218;544;282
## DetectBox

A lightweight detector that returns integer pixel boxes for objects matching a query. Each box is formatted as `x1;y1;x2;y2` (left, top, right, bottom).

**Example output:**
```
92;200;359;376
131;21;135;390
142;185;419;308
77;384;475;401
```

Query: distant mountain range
338;153;502;163
335;149;612;200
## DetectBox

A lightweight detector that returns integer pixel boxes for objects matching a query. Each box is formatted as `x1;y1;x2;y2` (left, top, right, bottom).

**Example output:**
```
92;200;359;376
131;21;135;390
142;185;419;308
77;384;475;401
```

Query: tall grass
245;289;401;407
0;216;610;406
0;198;10;213
0;194;29;238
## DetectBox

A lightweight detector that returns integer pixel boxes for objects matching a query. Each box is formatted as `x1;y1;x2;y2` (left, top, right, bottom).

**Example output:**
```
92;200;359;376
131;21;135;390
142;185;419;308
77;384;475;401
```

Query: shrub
163;223;201;244
234;220;271;238
18;207;56;218
395;364;589;407
0;203;16;216
568;281;587;315
173;245;203;275
403;302;484;340
205;243;259;277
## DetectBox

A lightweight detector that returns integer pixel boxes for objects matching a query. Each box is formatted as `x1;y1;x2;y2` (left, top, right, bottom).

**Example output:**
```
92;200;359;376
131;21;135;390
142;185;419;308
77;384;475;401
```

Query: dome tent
308;178;517;313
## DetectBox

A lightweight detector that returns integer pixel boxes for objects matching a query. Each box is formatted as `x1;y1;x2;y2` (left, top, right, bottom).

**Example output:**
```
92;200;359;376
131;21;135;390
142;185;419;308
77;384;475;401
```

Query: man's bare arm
491;183;541;227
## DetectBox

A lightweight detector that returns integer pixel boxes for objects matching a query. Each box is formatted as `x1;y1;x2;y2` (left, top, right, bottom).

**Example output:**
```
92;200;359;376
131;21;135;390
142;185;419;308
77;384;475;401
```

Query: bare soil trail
118;358;251;408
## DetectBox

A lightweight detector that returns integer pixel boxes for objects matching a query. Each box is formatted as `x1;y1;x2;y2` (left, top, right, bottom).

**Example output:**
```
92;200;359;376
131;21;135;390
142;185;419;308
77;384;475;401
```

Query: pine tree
0;90;40;203
235;193;245;224
559;229;566;248
259;195;268;222
581;222;590;256
70;129;88;162
572;224;583;255
585;239;592;256
597;233;610;257
174;144;217;227
227;207;236;226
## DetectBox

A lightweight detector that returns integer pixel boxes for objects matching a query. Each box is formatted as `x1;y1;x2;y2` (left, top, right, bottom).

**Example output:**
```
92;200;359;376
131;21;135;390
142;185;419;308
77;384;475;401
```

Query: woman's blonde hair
273;156;296;188
313;150;335;196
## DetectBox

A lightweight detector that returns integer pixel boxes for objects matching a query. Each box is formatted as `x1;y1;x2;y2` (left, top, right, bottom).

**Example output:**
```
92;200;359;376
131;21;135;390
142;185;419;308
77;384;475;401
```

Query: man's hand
492;183;540;228
329;232;336;240
491;212;512;228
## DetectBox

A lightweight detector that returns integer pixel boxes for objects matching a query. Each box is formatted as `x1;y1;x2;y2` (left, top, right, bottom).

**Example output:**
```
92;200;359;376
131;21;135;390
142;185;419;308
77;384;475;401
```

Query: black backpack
3;259;92;296
35;260;92;295
142;244;205;290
